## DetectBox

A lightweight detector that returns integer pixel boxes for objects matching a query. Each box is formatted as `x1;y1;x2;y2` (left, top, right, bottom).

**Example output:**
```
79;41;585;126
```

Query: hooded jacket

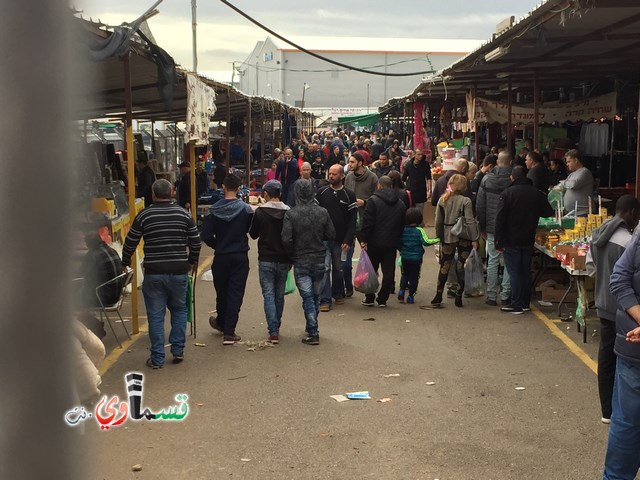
476;166;512;234
609;234;640;366
360;188;406;249
201;198;253;255
345;168;378;229
494;178;554;249
370;161;396;179
281;180;335;265
249;201;290;263
587;216;634;321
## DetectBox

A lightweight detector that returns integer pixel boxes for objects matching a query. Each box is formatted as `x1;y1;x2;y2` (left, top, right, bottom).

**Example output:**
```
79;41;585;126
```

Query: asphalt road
85;238;610;480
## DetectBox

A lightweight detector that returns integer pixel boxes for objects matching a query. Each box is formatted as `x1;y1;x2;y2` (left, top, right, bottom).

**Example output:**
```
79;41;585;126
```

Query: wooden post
635;78;640;198
225;89;231;171
260;115;265;186
507;77;513;154
533;75;540;151
246;99;252;186
473;85;479;164
124;52;139;335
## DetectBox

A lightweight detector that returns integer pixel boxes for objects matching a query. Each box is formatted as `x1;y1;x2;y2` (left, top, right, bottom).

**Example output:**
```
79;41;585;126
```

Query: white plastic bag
464;248;484;296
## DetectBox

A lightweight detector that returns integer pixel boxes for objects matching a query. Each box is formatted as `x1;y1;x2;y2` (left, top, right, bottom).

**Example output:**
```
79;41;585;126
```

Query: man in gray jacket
587;195;640;423
281;179;336;345
476;152;512;306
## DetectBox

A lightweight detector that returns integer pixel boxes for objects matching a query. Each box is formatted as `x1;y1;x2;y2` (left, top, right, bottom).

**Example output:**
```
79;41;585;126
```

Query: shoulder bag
450;200;479;241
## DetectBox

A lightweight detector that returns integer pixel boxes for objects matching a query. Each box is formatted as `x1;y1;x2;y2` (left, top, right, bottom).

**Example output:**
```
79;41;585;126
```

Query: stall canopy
337;113;380;127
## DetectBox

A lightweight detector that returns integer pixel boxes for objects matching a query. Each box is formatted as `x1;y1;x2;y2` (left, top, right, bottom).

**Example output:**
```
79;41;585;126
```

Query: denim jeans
141;273;188;366
503;246;533;309
486;233;511;302
320;241;345;306
294;263;326;336
258;261;290;336
603;358;640;479
342;243;355;293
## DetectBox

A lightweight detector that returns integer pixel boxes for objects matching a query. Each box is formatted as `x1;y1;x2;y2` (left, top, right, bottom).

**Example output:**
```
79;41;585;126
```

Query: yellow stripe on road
100;256;213;376
531;306;598;375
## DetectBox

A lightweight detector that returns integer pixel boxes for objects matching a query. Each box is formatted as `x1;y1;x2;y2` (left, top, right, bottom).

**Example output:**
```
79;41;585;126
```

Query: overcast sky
77;0;543;81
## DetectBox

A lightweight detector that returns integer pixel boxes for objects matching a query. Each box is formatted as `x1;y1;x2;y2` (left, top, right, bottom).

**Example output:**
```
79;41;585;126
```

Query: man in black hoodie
249;180;290;344
201;173;253;345
281;179;335;345
495;166;554;315
360;175;407;307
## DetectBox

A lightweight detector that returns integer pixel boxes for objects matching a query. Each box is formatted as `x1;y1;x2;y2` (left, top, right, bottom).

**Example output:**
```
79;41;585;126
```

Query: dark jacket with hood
201;198;253;255
431;169;472;207
402;158;432;205
345;168;378;230
494;177;554;249
281;180;335;265
609;233;640;366
476;166;512;234
587;216;635;321
370;161;396;179
360;188;407;250
249;201;290;263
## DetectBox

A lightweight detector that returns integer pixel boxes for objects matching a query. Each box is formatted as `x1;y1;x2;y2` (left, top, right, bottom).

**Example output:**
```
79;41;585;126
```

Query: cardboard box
539;284;578;303
570;256;586;271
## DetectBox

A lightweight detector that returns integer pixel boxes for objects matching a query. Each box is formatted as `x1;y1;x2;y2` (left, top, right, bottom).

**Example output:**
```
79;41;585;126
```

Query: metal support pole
124;53;139;335
533;75;540;151
635;77;640;199
260;115;265;186
189;141;197;220
473;85;479;164
246;99;252;186
507;77;513;153
609;79;618;187
191;0;198;72
225;89;231;171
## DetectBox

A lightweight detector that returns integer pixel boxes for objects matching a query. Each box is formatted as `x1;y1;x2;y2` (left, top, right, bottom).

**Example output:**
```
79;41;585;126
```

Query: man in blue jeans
249;180;290;344
494;166;554;315
122;179;201;369
316;164;357;311
282;179;335;345
605;235;640;479
202;173;253;345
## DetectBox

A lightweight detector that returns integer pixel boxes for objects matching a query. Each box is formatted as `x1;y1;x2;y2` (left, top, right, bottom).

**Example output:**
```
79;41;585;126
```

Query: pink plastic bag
353;249;379;295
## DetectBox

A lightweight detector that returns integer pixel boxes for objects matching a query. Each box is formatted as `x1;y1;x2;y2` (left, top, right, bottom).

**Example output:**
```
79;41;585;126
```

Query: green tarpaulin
337;113;380;127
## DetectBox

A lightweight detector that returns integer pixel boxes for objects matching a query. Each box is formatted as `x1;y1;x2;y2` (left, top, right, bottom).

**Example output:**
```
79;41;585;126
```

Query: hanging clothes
579;122;609;157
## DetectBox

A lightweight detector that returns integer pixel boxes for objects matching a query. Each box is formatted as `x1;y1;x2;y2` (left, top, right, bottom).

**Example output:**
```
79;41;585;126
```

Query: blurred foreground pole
0;2;79;479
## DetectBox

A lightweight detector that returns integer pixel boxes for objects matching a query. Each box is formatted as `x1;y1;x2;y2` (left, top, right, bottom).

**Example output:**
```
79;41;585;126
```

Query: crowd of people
74;128;640;479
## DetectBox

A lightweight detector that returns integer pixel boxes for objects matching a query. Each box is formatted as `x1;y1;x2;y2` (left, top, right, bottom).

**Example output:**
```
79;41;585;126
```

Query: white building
237;36;481;118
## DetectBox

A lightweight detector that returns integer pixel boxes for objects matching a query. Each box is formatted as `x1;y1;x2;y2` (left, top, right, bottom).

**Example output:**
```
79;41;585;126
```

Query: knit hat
263;180;282;197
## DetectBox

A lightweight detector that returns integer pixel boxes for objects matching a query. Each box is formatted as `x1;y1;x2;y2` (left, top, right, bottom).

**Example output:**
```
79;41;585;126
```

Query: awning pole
507;77;513;154
609;79;618;188
226;89;231;171
534;75;539;151
260;114;265;186
635;76;640;199
246;99;252;186
124;52;139;335
189;141;196;220
473;85;479;164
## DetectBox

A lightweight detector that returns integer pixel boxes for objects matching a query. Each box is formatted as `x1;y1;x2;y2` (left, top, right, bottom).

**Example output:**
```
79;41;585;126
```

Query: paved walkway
84;234;609;479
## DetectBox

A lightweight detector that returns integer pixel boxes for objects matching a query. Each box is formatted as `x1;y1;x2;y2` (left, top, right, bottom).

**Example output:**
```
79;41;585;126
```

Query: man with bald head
431;158;471;206
316;164;357;310
477;151;513;306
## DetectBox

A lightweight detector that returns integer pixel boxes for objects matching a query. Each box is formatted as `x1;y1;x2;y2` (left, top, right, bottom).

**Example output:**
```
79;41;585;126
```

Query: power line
218;0;436;77
238;56;434;74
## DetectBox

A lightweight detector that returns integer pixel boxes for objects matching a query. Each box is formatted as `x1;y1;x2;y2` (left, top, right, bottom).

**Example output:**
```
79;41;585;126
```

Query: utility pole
191;0;197;72
231;61;237;88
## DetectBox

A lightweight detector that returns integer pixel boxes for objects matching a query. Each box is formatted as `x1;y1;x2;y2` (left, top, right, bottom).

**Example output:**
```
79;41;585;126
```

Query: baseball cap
263;179;282;197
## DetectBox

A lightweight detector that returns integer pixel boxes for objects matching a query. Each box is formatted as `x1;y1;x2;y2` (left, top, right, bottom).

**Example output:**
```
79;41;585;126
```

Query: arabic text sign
475;92;616;124
64;372;189;431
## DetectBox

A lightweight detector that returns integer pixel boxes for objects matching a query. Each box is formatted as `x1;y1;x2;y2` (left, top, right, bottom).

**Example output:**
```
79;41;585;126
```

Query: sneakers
222;335;241;345
172;353;184;364
501;306;524;314
345;289;354;298
361;298;375;307
455;295;463;308
319;304;331;312
268;335;279;344
302;335;320;345
601;417;611;424
397;289;406;303
334;297;345;305
406;295;415;304
485;299;498;306
500;299;512;306
431;293;443;306
146;357;163;369
377;302;387;308
209;315;223;333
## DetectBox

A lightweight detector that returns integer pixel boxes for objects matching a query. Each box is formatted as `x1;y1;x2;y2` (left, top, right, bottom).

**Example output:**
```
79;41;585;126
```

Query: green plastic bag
285;269;296;295
186;276;193;323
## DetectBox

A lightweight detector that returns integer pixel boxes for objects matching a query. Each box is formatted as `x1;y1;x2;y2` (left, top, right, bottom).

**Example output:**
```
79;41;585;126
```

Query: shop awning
337;113;380;127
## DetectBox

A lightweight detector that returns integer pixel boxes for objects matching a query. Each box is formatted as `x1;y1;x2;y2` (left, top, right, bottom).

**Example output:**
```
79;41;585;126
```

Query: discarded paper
240;458;251;462
515;387;526;391
346;391;371;400
383;374;400;378
426;382;436;386
377;398;392;403
194;342;206;347
132;464;143;472
330;394;349;403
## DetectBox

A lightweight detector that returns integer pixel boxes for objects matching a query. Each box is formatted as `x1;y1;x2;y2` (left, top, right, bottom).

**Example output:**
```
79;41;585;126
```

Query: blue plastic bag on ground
353;249;379;295
464;248;484;296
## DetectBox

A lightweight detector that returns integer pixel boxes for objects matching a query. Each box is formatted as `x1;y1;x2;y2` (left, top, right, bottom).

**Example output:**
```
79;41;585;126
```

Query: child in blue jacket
398;208;439;304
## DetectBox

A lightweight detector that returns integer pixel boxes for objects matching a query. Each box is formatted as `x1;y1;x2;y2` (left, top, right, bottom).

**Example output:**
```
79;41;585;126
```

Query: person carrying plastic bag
464;248;484;297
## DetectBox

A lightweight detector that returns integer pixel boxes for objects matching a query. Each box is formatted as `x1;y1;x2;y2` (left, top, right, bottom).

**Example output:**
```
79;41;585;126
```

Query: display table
534;243;590;342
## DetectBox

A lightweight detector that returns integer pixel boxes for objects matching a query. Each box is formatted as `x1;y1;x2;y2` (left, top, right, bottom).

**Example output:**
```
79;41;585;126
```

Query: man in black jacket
402;148;432;209
317;165;357;311
525;151;550;193
135;158;156;207
495;166;554;314
249;180;290;344
360;175;407;307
